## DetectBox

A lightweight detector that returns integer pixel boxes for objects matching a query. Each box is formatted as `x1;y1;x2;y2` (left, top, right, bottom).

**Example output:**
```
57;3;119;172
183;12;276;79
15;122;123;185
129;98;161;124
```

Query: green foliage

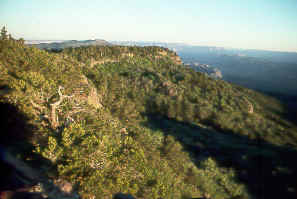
196;158;247;198
1;28;297;199
77;44;297;147
1;26;8;40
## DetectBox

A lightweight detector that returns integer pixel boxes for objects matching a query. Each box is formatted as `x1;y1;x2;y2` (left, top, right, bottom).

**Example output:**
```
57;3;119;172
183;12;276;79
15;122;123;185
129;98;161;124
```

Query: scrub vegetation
1;27;297;199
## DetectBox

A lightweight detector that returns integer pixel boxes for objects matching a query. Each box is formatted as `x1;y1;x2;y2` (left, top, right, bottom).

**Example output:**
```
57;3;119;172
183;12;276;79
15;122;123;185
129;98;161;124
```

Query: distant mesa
26;39;111;50
25;40;65;45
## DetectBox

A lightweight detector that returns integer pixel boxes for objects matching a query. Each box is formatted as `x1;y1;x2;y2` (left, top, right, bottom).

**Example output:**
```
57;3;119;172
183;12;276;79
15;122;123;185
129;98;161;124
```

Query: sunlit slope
63;45;297;147
1;33;297;199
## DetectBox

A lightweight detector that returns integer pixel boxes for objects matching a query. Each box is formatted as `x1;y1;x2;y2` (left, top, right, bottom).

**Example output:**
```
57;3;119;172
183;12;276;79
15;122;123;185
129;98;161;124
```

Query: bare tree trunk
243;97;254;114
50;86;72;129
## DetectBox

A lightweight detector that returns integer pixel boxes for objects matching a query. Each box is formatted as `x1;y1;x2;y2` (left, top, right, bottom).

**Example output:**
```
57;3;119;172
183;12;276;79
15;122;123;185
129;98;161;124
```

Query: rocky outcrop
186;63;222;79
172;55;182;65
74;75;103;109
87;87;103;109
161;81;178;96
154;50;182;65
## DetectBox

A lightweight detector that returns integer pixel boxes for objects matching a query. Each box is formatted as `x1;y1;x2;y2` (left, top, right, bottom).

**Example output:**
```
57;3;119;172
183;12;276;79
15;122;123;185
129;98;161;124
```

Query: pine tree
0;26;8;40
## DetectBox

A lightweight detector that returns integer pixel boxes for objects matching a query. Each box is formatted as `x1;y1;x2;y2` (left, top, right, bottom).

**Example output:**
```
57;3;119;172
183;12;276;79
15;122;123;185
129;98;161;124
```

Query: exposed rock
53;179;72;194
121;52;134;58
161;81;177;96
168;87;177;96
186;63;222;79
162;81;171;87
120;128;128;135
75;75;103;109
246;99;254;114
209;68;222;79
0;146;79;199
155;50;182;65
87;87;103;109
158;50;167;56
80;75;89;85
172;55;182;65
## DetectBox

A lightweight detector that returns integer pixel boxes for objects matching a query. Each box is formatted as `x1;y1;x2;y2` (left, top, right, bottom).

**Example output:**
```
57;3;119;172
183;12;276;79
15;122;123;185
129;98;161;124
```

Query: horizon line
24;39;297;53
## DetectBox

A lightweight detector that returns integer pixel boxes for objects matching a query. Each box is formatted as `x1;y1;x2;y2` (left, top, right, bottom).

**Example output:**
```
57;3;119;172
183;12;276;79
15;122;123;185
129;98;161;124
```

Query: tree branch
50;86;73;129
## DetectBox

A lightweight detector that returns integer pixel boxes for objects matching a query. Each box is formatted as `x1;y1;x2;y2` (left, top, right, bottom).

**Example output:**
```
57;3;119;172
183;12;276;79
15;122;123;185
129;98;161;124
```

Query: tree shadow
0;101;52;196
142;114;297;199
261;91;297;125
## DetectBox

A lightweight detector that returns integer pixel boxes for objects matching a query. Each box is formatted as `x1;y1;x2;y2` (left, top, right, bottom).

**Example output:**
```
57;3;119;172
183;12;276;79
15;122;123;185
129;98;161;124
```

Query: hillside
113;41;297;97
1;29;297;199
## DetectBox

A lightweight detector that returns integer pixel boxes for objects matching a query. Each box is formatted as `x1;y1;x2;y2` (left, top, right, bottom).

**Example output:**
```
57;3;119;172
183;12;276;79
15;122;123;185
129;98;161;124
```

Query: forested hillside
1;28;297;199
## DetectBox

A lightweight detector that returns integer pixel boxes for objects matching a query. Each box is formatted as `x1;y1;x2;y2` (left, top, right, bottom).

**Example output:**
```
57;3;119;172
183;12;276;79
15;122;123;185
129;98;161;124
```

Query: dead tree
247;101;254;114
50;86;73;129
243;97;254;114
31;86;75;130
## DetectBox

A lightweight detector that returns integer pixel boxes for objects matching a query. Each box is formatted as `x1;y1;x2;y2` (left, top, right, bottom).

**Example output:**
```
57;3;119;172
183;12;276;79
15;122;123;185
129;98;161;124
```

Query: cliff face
170;53;182;65
61;45;183;68
156;49;182;65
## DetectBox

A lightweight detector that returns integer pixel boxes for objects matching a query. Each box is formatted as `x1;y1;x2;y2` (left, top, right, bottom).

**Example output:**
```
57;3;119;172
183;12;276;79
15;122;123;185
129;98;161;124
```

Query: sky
1;0;297;52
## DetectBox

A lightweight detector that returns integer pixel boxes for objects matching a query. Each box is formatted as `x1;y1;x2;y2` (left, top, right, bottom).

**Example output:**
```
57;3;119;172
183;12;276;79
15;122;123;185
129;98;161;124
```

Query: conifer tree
0;26;8;40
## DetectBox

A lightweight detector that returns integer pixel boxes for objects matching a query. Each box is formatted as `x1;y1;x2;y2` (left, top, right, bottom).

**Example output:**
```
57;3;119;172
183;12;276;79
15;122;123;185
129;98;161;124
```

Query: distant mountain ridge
27;39;111;50
111;41;297;63
25;40;65;44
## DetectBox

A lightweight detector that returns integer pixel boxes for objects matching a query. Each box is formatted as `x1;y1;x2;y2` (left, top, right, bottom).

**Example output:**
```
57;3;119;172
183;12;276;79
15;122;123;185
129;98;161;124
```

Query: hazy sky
1;0;297;51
